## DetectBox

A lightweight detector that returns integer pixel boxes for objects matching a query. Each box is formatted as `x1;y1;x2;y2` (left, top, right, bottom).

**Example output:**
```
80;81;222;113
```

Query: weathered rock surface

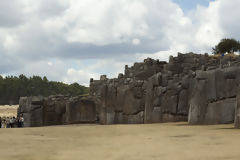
90;53;240;125
18;95;96;127
204;99;236;124
66;97;96;124
235;86;240;128
188;67;240;124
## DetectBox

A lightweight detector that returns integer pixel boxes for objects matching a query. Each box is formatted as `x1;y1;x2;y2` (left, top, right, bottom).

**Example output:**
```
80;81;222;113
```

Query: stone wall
235;85;240;128
18;53;240;127
18;95;96;127
90;53;240;125
188;68;240;124
66;96;96;124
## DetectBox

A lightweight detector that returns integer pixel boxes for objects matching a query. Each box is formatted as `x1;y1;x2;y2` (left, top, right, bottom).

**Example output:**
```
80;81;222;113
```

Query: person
12;117;17;128
9;117;13;128
20;115;24;127
0;117;1;128
6;117;10;128
2;118;6;128
17;117;21;128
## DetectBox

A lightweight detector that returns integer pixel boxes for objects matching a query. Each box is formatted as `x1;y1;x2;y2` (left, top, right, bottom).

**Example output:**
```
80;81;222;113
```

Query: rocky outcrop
90;53;240;125
18;95;96;127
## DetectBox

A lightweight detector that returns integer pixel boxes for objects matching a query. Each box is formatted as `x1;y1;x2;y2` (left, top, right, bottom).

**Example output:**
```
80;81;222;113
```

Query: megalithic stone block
235;85;240;128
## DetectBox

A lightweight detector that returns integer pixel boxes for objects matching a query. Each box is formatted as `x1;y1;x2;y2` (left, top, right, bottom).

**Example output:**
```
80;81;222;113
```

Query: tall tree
212;38;240;54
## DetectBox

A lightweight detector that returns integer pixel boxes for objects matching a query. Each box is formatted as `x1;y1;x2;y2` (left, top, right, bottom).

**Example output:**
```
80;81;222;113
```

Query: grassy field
0;122;239;160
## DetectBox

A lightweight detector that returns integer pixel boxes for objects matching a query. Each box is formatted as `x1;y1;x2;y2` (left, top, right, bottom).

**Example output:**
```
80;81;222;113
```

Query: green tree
212;38;240;54
0;75;89;105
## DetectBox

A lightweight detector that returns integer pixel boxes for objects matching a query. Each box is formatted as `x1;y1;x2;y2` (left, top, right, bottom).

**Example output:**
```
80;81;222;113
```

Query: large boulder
122;88;143;115
18;96;44;127
98;84;108;124
42;96;68;126
116;85;128;112
188;79;208;124
19;97;30;114
144;76;155;123
124;111;144;124
177;89;189;115
195;70;216;102
235;87;240;128
161;90;178;114
152;107;162;123
66;97;96;124
204;98;236;124
189;68;239;125
30;104;43;127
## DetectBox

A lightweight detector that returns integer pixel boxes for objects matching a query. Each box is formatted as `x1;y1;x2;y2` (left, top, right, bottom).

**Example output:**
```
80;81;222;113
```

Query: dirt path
0;123;239;160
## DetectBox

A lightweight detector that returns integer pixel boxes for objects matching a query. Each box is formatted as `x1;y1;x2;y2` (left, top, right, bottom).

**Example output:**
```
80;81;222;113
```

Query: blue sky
173;0;212;11
1;0;240;86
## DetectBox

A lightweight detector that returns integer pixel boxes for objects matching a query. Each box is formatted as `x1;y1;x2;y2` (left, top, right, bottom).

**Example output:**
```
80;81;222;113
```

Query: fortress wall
18;95;96;127
90;53;240;125
19;53;240;127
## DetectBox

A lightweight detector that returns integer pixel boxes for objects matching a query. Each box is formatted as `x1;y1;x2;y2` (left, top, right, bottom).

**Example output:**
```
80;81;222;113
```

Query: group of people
0;116;24;128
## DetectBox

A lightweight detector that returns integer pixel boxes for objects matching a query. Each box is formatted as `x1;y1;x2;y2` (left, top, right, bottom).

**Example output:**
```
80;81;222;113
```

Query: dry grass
226;53;239;57
0;123;239;160
209;53;239;57
209;54;221;57
0;105;18;117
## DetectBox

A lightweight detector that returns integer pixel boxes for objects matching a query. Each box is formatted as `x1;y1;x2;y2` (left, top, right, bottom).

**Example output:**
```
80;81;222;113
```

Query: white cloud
46;0;149;45
1;0;240;85
132;38;141;45
47;62;53;66
217;0;240;38
135;50;179;63
64;68;100;86
192;1;223;51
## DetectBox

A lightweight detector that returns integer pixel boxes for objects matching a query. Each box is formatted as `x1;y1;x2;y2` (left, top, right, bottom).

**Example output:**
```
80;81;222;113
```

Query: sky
0;0;239;86
173;0;213;11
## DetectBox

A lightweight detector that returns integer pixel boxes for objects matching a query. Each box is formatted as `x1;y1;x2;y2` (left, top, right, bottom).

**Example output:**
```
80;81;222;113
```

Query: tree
0;75;89;105
212;38;240;54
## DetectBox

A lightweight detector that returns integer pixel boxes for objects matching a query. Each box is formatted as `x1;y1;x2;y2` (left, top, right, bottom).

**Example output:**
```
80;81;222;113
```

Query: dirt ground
0;122;239;160
0;105;18;117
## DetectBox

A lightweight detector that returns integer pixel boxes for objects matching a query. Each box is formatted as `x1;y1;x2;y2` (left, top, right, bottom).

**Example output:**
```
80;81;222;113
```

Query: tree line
0;74;89;105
